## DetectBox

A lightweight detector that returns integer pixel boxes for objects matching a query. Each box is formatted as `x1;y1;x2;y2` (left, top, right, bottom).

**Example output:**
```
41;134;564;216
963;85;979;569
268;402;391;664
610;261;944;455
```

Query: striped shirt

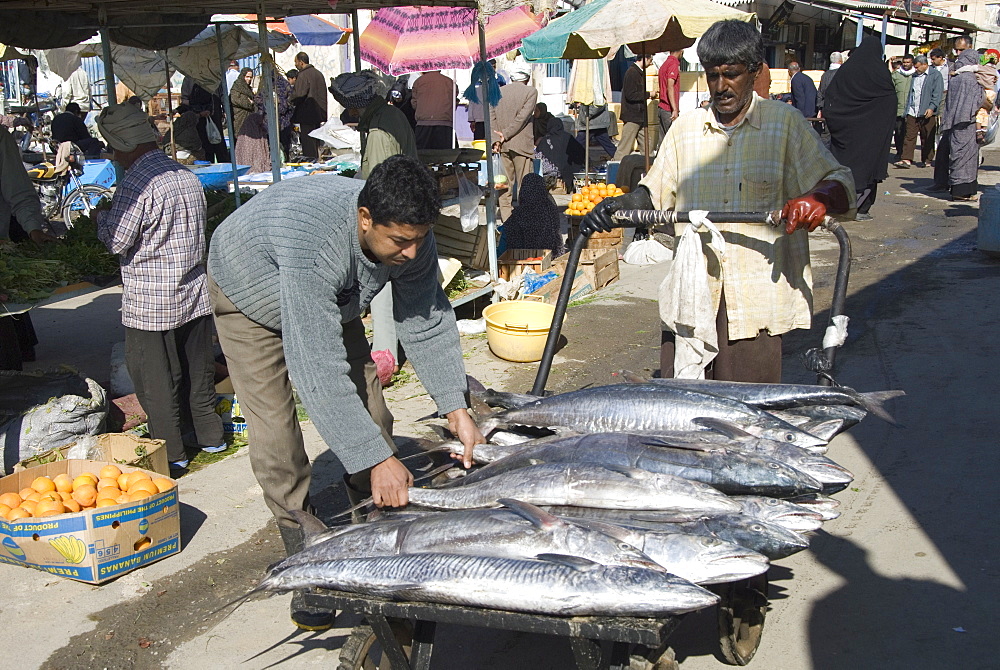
640;94;855;340
97;150;211;331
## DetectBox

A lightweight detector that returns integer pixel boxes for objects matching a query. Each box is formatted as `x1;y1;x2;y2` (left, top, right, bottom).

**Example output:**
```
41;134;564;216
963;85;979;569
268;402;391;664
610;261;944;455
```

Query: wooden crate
550;247;620;297
498;249;552;281
433;213;492;271
567;215;625;250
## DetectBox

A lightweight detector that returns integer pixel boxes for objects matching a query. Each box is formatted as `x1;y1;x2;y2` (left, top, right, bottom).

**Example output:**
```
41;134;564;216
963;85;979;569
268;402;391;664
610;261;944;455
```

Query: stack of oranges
0;466;174;521
565;183;629;217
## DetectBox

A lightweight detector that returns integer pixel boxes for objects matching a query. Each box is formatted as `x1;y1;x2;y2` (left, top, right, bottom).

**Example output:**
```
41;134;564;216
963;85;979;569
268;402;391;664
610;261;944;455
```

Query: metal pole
215;24;241;206
351;10;363;72
257;6;282;183
856;15;864;47
99;27;116;106
164;54;176;161
905;16;913;53
478;20;499;290
881;14;889;54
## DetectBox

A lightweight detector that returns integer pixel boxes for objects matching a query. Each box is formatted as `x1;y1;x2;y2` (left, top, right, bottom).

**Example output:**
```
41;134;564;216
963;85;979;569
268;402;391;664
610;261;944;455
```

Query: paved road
2;155;997;669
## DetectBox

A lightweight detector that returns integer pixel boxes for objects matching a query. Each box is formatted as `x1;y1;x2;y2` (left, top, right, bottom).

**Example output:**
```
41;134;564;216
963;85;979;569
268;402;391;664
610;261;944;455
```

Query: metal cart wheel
337;618;413;670
717;572;769;666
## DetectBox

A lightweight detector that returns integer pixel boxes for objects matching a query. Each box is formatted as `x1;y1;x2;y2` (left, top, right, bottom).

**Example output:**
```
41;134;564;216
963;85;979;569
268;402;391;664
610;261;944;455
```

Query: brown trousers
660;292;783;383
209;278;394;527
902;114;938;163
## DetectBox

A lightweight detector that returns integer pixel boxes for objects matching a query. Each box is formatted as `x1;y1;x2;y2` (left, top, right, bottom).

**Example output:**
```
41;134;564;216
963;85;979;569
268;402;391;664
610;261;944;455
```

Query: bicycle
25;142;112;230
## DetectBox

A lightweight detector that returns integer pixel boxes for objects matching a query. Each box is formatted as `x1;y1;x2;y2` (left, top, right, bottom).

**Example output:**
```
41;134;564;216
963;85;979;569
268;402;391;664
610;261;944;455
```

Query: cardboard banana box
0;460;180;584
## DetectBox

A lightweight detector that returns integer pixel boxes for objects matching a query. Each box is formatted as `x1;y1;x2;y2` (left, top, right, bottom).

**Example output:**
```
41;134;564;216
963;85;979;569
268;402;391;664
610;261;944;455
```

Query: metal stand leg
608;641;632;670
410;620;436;670
570;637;604;670
369;615;412;669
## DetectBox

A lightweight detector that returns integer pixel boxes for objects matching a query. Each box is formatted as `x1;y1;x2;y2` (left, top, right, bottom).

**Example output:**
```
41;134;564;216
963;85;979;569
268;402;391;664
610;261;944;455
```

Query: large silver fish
616;372;904;424
409;462;741;514
730;496;825;532
282;502;662;571
254;552;720;617
478;384;827;450
691;418;854;491
449;432;823;498
564;517;769;584
545;506;810;560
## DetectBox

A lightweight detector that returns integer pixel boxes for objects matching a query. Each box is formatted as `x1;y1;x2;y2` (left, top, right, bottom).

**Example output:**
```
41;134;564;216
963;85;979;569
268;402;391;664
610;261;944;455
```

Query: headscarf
501;173;565;257
943;49;986;131
329;70;385;110
231;68;253;96
97;102;158;152
823;36;897;187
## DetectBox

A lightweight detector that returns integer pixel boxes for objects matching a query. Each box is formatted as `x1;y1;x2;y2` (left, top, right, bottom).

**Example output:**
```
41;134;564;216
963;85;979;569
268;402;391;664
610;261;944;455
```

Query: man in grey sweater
208;155;484;629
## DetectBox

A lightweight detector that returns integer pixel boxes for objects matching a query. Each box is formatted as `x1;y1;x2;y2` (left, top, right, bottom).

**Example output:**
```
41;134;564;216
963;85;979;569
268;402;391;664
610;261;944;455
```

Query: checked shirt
97;150;211;331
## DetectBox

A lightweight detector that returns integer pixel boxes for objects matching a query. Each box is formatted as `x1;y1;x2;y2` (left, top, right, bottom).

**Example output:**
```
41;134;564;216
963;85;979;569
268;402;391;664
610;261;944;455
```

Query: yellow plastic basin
483;300;558;363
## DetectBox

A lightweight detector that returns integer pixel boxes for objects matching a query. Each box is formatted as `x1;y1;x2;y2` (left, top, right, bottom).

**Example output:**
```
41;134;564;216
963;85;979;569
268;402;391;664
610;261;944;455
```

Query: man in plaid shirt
96;103;224;471
584;21;854;382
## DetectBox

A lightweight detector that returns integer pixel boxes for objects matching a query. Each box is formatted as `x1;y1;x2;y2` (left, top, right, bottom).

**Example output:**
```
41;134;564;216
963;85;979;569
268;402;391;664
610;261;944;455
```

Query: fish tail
857;390;906;425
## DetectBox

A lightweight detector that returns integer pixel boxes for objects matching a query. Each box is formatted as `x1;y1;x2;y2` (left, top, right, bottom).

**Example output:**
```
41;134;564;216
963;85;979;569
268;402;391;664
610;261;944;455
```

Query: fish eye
617;543;633;550
767;498;779;505
785;433;797;442
751;524;764;531
767;462;780;469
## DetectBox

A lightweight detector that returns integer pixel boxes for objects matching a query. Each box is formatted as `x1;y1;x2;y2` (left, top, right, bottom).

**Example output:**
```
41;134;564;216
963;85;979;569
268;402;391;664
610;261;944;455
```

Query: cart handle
530;211;851;395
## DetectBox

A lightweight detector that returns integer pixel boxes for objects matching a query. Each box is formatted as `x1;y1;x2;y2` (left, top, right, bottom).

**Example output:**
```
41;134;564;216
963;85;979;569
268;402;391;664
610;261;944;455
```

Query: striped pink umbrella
360;5;541;76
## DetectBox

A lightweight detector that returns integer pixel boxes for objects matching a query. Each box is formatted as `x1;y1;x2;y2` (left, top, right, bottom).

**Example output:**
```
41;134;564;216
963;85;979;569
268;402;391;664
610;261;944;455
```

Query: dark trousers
125;315;223;462
894;116;906;159
657;108;674;145
576;128;617;157
415;125;453;150
660;292;783;383
195;120;230;164
298;121;321;159
934;130;951;187
472;122;485;141
0;313;37;371
279;126;294;158
902;114;938;163
856;184;877;215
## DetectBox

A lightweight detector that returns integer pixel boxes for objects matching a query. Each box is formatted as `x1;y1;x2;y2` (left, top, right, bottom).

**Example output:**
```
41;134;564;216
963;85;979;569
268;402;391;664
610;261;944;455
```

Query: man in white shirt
224;61;240;94
64;67;91;110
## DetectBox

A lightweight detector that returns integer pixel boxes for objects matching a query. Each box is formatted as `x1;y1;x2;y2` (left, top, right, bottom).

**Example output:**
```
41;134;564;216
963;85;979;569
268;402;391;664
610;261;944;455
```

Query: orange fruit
97;486;119;498
128;490;152;502
35;500;65;517
38;492;62;503
571;193;582;203
594;195;604;204
116;494;130;504
134;537;152;552
97;477;119;491
6;507;31;521
18;487;35;500
72;475;96;491
30;476;56;494
99;465;123;480
72;485;98;508
58;491;73;502
152;478;174;493
0;503;10;517
95;498;118;508
53;473;74;493
24;491;42;503
127;480;159;496
116;473;130;490
18;500;37;516
0;492;21;508
125;471;151;490
63;499;82;513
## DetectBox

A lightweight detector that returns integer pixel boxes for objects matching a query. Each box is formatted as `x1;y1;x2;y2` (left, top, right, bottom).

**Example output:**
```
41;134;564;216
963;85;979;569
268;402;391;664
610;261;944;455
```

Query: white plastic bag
658;211;726;379
457;170;482;232
623;238;672;265
205;118;223;145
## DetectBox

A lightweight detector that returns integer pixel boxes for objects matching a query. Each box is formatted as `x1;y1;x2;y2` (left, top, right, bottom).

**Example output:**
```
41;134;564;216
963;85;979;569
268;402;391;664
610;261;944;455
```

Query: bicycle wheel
62;185;111;229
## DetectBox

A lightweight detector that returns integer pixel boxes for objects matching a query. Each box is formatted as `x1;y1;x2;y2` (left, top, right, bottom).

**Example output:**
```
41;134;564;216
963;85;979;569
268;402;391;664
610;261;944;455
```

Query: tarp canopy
110;24;294;100
0;11;211;50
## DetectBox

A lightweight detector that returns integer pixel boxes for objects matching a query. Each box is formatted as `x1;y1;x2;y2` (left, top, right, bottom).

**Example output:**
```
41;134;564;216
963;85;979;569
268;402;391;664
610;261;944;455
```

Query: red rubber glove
781;180;850;234
781;194;828;234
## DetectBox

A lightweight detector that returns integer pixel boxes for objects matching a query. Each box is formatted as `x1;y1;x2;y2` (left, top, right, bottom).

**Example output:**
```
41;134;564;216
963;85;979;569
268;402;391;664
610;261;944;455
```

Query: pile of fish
250;374;902;619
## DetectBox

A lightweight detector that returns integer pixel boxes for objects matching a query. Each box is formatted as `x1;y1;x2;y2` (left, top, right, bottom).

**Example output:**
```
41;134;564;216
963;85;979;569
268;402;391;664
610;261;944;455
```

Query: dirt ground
4;151;999;670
